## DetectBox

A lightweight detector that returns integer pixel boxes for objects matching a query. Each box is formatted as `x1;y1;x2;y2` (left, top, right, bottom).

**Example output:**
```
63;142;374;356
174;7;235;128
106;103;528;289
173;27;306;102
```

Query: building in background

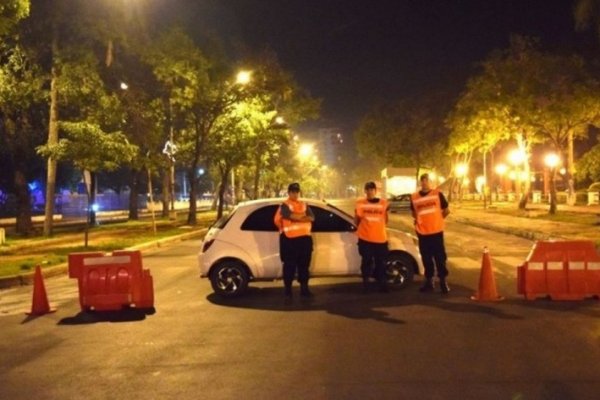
317;127;344;166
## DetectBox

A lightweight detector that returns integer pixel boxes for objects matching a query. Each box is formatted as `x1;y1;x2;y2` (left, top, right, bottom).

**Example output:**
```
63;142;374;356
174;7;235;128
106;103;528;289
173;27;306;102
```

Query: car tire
210;260;249;297
385;252;415;288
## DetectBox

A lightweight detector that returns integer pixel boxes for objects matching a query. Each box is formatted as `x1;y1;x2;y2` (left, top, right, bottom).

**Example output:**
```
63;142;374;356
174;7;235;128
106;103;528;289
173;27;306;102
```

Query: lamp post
544;152;560;214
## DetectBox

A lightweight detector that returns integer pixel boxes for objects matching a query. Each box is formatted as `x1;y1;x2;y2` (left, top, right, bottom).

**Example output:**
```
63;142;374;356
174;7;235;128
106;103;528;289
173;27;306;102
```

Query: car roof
236;197;329;209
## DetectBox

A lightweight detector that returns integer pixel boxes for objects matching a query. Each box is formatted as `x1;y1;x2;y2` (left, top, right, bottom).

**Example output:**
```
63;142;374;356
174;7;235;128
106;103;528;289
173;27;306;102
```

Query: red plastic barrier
68;250;154;311
517;240;600;301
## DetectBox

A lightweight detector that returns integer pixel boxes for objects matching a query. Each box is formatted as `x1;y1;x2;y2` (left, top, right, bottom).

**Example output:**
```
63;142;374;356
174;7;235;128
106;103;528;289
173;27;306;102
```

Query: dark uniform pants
357;239;389;285
279;234;313;286
417;232;448;279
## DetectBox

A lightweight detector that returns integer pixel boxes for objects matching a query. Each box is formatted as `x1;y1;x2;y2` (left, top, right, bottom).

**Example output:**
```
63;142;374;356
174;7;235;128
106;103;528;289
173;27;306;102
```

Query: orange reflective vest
411;189;444;235
355;198;388;243
274;199;312;238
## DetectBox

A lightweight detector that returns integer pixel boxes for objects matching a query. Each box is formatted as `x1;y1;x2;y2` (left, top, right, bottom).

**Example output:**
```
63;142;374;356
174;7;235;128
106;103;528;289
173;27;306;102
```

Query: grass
487;207;599;226
0;211;217;278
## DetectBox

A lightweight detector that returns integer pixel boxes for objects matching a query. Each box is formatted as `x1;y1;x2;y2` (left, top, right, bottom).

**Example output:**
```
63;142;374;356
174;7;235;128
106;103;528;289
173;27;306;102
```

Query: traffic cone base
26;266;56;316
471;247;504;302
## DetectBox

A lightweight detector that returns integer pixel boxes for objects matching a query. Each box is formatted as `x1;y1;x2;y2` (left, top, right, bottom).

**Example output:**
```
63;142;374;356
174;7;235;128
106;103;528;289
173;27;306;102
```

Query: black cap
364;181;376;190
288;182;301;192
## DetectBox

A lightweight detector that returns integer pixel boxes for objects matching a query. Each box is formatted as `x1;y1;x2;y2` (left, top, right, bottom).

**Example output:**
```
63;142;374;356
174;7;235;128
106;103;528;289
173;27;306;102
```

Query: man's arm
282;204;314;222
439;192;450;218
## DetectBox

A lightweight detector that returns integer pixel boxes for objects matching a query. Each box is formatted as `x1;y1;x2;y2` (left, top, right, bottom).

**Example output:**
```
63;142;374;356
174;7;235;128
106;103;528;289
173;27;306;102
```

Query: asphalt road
1;219;599;399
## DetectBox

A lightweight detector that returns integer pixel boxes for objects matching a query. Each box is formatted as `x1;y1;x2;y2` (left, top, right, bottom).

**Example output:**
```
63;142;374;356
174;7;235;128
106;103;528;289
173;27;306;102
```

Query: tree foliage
0;0;29;36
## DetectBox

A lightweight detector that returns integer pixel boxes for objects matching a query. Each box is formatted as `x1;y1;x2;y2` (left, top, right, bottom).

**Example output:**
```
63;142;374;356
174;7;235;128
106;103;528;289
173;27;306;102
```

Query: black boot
419;278;434;292
439;279;450;294
284;283;293;297
300;283;313;297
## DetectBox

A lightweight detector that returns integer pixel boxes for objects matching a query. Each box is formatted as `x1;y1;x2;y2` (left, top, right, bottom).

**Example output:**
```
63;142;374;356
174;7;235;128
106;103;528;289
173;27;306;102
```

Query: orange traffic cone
471;247;504;302
26;266;56;315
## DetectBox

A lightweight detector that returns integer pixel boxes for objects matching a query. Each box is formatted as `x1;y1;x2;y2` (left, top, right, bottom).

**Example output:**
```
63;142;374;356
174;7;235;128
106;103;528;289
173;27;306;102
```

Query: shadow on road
206;281;525;322
56;307;156;325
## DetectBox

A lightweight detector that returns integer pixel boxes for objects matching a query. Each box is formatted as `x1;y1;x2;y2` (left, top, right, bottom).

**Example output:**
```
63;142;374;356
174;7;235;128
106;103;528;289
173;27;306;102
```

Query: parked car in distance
198;198;423;297
388;193;412;213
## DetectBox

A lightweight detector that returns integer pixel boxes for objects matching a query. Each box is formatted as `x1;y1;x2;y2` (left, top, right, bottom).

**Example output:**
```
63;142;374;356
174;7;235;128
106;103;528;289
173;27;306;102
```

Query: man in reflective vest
410;173;451;294
355;181;389;292
274;182;315;298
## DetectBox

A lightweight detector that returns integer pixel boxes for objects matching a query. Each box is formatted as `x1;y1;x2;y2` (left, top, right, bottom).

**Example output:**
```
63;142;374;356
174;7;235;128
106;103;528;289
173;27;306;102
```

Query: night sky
157;0;597;133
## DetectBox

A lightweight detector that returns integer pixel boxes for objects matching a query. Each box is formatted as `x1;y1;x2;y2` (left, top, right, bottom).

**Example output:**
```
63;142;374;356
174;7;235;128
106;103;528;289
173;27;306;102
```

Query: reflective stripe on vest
355;198;388;243
274;199;312;238
411;190;444;235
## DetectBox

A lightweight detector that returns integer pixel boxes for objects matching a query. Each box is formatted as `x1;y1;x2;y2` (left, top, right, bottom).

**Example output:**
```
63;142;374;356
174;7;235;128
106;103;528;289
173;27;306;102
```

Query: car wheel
385;253;415;288
210;261;249;297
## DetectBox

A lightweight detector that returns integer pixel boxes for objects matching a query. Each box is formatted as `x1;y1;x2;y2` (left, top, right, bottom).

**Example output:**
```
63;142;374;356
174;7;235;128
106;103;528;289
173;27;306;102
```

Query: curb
0;228;207;290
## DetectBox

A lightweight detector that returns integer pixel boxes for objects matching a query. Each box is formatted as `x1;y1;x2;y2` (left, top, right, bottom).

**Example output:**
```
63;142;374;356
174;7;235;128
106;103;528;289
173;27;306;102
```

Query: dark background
153;1;598;132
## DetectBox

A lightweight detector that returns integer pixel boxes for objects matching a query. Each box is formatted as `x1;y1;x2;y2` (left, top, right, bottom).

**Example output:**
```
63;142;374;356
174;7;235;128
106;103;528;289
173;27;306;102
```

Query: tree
37;122;137;246
447;37;600;210
0;42;46;234
0;0;29;36
355;96;449;187
208;99;274;218
576;138;600;182
143;28;216;224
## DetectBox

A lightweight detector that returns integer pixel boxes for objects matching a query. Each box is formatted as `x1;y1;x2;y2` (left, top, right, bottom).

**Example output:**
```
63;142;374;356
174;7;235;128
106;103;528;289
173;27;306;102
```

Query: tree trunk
253;155;261;200
14;169;33;235
128;168;140;220
549;168;557;215
161;169;170;218
43;40;59;237
518;162;531;210
187;167;197;225
217;167;230;220
567;131;576;206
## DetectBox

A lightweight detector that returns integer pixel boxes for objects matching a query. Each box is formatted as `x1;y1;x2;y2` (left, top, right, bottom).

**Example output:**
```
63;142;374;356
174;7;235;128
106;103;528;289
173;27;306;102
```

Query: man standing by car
410;173;450;294
274;182;315;298
355;181;389;292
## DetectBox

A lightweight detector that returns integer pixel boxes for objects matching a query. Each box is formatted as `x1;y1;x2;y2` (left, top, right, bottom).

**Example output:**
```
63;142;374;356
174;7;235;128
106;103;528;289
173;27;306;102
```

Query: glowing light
495;163;508;175
455;163;469;177
508;148;526;166
544;153;560;168
236;70;251;85
298;143;315;159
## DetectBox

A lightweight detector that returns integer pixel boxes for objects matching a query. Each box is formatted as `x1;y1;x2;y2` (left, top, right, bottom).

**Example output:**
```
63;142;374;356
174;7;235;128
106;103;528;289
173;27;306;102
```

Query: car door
309;205;360;276
239;205;282;279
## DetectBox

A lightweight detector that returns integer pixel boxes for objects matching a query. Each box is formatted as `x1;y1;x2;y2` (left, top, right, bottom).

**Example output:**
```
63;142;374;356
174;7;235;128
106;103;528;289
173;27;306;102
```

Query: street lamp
455;163;468;178
298;142;315;160
236;70;252;85
544;152;561;214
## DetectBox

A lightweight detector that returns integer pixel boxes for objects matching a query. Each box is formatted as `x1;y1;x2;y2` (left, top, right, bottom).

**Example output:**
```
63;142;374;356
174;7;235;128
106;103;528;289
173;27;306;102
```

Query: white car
198;198;423;297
